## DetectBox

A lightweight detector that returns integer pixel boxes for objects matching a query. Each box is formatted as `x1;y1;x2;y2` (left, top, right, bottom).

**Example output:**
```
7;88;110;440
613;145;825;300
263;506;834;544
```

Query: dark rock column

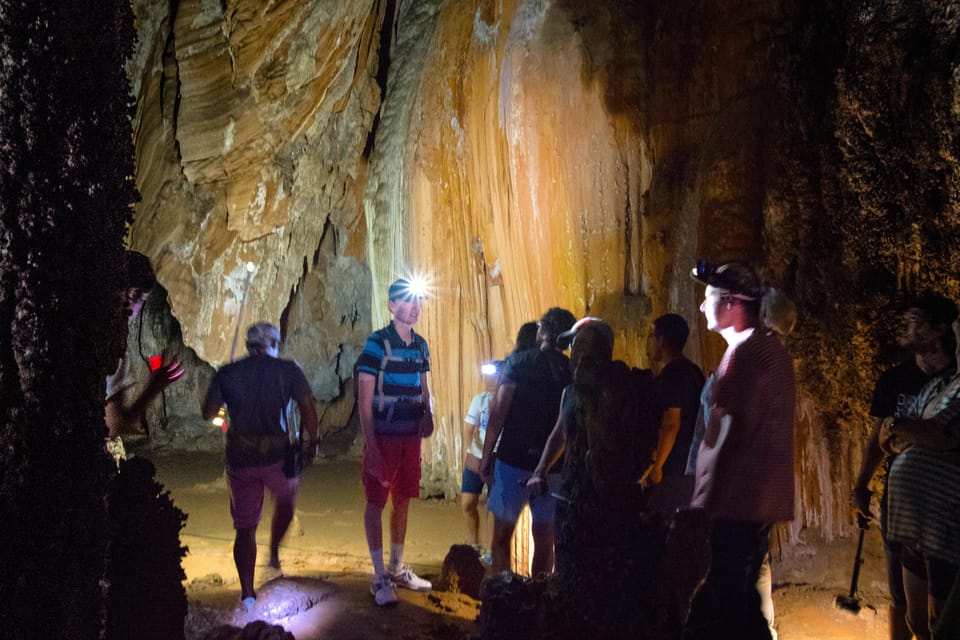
0;0;136;637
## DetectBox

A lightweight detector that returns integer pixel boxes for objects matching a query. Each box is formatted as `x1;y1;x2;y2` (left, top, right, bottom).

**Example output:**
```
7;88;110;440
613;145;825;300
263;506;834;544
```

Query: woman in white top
461;362;500;546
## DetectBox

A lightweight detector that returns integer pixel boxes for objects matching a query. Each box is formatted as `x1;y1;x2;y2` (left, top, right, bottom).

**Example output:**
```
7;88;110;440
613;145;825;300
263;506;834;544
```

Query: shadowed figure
519;318;666;639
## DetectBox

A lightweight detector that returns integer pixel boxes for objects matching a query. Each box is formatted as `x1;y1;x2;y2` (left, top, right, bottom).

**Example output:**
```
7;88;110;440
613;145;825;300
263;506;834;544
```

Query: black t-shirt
559;384;580;495
205;354;312;469
495;348;572;471
655;356;706;476
869;361;929;418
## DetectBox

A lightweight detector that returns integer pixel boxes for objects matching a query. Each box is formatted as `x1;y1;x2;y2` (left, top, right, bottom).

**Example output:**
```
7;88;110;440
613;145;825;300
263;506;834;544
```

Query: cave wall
372;0;657;495
128;0;384;437
129;0;960;538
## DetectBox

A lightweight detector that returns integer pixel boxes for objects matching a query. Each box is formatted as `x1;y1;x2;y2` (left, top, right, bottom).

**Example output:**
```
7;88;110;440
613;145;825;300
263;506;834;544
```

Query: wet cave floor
136;445;892;639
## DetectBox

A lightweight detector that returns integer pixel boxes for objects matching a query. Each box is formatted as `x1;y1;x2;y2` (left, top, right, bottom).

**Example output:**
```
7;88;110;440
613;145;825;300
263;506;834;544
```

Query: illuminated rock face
130;0;960;538
129;0;382;434
129;0;380;362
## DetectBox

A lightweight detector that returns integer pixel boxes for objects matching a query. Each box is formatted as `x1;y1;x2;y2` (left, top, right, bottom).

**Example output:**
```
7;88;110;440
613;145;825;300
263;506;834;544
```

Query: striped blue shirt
356;323;430;434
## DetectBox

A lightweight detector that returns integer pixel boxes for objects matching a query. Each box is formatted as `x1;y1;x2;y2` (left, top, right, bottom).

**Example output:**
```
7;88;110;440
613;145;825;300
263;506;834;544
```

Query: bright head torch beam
405;276;428;299
389;272;432;302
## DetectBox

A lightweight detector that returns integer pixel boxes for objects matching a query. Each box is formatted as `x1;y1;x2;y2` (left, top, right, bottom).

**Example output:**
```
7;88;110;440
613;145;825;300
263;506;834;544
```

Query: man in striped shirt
356;278;434;606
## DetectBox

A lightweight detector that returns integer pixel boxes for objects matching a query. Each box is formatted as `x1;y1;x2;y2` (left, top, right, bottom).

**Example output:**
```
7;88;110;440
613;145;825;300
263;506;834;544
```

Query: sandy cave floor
136;445;894;640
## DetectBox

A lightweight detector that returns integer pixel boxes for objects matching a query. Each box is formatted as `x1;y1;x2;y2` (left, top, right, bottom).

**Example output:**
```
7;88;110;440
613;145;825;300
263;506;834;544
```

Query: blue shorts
487;459;559;525
461;467;484;494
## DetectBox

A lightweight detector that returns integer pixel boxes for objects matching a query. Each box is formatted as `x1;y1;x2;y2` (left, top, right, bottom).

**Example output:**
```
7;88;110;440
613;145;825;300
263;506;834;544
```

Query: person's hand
301;438;319;467
363;444;389;487
480;456;494;487
638;462;662;489
147;353;184;393
526;473;547;499
879;417;905;455
419;411;434;438
851;486;874;523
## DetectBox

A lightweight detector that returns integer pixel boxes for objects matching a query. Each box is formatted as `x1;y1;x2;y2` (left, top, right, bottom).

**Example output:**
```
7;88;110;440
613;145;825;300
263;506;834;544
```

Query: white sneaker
388;564;432;591
371;574;398;606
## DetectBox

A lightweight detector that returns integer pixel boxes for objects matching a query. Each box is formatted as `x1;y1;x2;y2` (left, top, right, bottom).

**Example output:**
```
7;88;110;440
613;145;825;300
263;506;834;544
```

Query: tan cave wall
128;0;383;367
421;1;654;496
127;0;385;431
366;1;798;504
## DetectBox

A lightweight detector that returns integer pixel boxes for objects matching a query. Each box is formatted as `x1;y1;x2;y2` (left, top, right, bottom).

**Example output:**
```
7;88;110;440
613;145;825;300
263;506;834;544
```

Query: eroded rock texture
130;0;960;538
128;0;383;437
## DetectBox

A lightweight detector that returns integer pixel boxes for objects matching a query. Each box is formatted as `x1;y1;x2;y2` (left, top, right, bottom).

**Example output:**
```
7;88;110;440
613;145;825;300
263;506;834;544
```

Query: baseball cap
388;278;427;302
690;260;763;300
558;316;614;350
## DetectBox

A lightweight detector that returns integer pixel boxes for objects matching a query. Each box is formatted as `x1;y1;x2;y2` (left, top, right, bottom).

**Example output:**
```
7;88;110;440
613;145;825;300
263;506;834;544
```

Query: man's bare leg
365;501;386;569
531;521;555;576
462;492;481;545
234;527;257;600
268;496;295;569
492;516;516;573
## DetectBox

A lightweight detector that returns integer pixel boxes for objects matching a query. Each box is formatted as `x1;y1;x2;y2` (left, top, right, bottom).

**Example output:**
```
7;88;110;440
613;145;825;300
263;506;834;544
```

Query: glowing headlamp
405;276;428;299
388;273;432;302
481;360;504;376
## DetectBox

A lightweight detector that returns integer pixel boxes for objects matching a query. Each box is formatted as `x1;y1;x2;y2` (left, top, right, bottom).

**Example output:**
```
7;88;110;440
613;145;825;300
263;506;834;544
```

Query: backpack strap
376;337;392;413
372;329;428;416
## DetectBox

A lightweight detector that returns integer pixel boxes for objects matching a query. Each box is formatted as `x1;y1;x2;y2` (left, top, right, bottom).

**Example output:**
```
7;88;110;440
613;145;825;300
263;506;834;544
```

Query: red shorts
363;434;422;506
226;460;299;530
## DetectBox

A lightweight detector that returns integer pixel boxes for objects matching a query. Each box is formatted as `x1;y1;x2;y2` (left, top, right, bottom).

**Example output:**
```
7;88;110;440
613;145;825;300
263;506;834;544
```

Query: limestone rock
128;0;382;370
439;544;486;599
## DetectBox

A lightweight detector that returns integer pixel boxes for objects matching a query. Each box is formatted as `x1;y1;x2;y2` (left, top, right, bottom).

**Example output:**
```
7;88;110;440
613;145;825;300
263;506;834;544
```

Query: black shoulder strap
376;329;391;412
410;329;428;364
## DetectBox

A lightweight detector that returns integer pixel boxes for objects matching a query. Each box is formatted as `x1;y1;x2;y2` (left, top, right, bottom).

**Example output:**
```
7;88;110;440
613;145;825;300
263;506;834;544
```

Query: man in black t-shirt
202;323;319;611
852;295;955;640
641;314;705;519
481;307;575;575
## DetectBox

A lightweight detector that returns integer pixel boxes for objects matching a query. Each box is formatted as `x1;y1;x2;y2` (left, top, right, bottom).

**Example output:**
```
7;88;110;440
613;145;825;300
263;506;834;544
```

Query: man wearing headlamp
355;278;434;606
683;261;796;640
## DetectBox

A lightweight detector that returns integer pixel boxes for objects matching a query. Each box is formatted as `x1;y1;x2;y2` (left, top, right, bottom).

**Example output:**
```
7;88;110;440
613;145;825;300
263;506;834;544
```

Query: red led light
148;355;162;371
